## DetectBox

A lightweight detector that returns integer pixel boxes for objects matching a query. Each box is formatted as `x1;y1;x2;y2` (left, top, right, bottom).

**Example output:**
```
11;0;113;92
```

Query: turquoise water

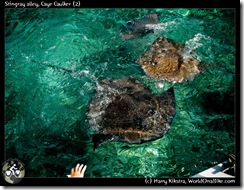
5;8;235;177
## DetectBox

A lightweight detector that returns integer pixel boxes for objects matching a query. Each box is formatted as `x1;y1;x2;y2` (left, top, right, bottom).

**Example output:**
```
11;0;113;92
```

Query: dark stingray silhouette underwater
87;77;176;150
120;13;160;40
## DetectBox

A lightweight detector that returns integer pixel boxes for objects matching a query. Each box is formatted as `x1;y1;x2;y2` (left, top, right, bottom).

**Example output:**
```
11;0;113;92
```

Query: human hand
70;163;87;177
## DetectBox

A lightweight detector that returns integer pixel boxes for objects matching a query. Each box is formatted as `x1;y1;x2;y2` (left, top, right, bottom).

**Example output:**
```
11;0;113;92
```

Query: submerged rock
87;77;176;150
120;13;159;40
138;37;203;83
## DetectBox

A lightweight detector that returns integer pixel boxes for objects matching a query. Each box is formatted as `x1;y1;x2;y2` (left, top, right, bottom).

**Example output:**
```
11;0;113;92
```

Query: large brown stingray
138;37;204;83
87;77;176;150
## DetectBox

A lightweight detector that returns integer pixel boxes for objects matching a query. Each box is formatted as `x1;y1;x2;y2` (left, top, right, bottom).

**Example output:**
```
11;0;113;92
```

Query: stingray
87;77;176;150
138;36;205;83
120;13;159;40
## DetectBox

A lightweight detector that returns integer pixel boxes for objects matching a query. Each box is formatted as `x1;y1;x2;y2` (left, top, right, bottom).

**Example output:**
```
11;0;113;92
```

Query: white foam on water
145;21;177;33
183;33;211;61
157;82;164;89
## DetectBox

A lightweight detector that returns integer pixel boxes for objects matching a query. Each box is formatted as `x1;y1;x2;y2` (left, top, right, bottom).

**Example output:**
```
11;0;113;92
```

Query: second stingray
138;37;205;83
87;77;176;150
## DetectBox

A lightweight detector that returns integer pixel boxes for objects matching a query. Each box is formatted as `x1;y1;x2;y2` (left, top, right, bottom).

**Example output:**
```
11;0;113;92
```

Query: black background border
1;0;241;187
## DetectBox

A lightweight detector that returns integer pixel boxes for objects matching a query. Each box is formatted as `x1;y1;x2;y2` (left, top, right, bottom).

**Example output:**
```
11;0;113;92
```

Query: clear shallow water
5;8;235;177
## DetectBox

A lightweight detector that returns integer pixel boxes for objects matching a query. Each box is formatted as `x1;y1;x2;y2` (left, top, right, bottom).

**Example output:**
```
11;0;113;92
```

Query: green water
5;8;235;177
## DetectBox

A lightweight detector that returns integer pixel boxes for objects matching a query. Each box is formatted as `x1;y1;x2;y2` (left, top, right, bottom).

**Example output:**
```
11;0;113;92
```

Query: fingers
81;165;87;177
77;164;83;173
71;168;75;176
75;163;80;172
70;163;87;177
